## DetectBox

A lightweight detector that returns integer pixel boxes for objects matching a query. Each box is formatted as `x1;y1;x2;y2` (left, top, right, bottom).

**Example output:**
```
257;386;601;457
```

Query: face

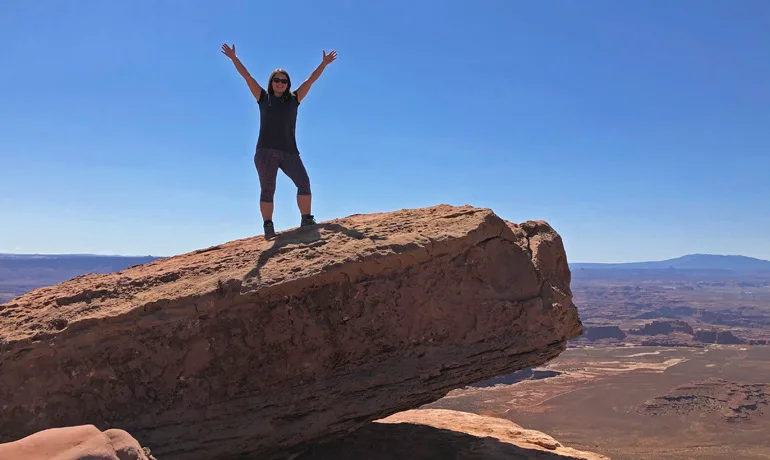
271;73;289;93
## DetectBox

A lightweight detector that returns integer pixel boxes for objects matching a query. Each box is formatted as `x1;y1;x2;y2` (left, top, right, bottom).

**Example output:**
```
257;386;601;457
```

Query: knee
297;181;311;196
260;185;276;202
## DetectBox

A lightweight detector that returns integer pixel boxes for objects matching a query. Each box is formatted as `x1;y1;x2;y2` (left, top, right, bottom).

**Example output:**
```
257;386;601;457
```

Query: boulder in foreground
298;409;609;459
0;205;582;459
0;425;156;460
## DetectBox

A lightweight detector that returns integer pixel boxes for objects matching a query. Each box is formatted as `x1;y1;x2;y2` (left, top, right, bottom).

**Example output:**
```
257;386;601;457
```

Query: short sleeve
291;90;301;106
258;88;268;106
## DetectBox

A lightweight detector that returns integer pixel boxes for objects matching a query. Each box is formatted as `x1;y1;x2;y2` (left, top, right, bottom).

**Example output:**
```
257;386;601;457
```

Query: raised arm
221;43;263;102
295;50;337;103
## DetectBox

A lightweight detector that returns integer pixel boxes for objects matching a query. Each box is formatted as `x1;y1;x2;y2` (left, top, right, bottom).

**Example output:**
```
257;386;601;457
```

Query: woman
221;43;337;239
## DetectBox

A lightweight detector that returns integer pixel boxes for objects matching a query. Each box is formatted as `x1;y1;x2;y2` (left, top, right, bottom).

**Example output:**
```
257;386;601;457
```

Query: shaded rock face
0;425;156;460
694;329;718;343
716;330;745;344
298;409;609;460
628;320;693;336
470;368;535;387
0;205;582;460
694;329;746;344
582;325;626;341
669;320;695;335
470;368;562;388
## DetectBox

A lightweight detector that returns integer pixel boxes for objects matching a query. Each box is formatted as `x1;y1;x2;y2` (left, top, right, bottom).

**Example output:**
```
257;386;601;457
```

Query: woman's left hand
322;50;337;65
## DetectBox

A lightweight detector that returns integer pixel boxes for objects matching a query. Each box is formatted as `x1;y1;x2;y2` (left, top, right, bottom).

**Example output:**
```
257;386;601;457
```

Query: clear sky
1;1;768;263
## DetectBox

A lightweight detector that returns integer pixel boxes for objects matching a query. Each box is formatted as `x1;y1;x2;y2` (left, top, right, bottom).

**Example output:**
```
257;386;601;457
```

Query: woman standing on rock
221;43;337;239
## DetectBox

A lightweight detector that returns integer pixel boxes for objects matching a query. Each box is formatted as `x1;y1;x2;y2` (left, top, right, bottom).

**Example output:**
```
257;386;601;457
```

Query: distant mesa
582;325;626;341
572;253;770;272
628;320;694;336
632;306;698;320
694;330;718;343
639;378;769;422
694;329;746;345
573;319;754;348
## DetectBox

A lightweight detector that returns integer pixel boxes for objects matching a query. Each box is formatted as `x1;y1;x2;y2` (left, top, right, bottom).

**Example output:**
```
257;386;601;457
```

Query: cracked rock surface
0;204;582;460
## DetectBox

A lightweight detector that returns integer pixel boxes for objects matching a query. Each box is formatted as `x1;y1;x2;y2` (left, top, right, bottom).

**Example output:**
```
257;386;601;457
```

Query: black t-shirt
256;88;301;155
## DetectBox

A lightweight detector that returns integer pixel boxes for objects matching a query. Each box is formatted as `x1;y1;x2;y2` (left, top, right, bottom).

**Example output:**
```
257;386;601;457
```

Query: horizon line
2;252;769;265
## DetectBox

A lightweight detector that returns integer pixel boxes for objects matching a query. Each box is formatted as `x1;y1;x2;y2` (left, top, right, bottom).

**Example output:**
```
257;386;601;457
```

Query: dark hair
268;68;292;102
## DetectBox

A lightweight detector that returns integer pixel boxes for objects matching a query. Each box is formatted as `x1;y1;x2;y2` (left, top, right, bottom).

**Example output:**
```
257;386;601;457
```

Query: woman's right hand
221;43;237;60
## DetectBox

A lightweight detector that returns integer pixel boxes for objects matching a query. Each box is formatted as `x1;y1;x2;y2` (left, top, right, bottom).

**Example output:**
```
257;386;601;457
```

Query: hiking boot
300;214;316;227
263;220;276;239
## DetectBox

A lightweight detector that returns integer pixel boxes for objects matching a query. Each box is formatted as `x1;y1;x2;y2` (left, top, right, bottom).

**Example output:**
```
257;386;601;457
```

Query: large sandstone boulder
0;205;582;459
296;409;609;459
0;425;156;460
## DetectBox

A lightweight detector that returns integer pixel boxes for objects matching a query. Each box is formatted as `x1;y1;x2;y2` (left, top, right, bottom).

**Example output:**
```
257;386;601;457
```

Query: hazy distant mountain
0;253;159;302
571;254;770;272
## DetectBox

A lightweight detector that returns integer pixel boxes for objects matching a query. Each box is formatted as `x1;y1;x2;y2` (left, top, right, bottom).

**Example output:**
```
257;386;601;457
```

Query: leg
279;153;315;226
254;149;281;237
260;201;274;222
296;194;311;216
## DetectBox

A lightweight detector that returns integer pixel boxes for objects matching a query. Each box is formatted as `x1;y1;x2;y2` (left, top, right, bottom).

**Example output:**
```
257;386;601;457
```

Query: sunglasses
272;77;288;84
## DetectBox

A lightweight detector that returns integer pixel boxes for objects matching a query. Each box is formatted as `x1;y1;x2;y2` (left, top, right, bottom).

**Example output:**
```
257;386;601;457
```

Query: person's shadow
243;223;385;285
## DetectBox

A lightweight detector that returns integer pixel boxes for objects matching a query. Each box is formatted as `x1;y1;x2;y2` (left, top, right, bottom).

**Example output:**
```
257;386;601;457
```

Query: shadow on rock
244;223;375;283
293;422;590;460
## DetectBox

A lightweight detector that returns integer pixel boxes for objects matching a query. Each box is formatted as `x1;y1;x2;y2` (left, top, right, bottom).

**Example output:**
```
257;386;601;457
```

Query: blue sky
1;1;768;263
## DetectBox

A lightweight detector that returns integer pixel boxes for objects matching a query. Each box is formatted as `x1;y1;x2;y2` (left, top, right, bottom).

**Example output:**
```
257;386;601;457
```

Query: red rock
0;205;582;459
0;425;156;460
298;409;609;459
